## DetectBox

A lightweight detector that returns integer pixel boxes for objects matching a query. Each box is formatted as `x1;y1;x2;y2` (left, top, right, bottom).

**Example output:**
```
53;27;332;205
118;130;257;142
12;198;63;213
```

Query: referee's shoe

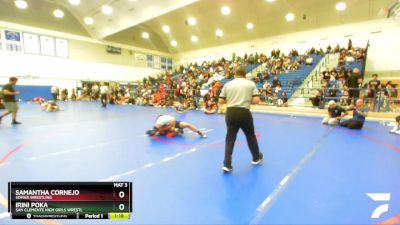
251;153;264;165
222;153;263;172
222;166;233;173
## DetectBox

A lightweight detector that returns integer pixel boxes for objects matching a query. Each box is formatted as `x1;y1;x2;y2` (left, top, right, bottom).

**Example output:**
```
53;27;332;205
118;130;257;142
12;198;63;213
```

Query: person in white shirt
100;83;109;107
51;86;59;101
305;57;313;65
389;115;400;135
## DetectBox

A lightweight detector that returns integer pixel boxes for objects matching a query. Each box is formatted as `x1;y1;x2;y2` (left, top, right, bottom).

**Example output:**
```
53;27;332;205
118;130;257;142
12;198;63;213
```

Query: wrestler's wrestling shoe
198;131;207;139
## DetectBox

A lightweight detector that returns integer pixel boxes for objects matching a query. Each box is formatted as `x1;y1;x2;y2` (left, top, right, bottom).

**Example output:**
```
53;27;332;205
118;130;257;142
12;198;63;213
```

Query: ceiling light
336;2;346;11
53;9;64;18
162;25;170;33
187;17;197;26
102;5;113;15
221;6;231;15
68;0;80;5
285;13;295;21
216;29;224;37
171;40;178;47
246;22;254;29
191;35;198;42
142;32;149;39
266;0;276;2
84;17;94;25
14;0;28;9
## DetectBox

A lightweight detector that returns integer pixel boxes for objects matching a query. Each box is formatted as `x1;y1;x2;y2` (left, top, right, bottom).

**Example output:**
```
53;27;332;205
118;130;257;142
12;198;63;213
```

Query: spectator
321;70;330;87
305;56;313;65
0;77;21;125
71;89;77;101
376;84;390;112
367;74;380;100
61;88;68;101
269;92;279;105
51;86;59;101
309;90;323;108
346;68;361;105
204;100;217;114
275;84;282;93
330;69;338;81
337;66;347;83
328;84;338;102
389;115;400;134
272;76;281;88
348;39;353;50
0;97;4;110
345;52;355;64
340;85;349;106
322;100;347;125
385;81;397;98
277;92;288;107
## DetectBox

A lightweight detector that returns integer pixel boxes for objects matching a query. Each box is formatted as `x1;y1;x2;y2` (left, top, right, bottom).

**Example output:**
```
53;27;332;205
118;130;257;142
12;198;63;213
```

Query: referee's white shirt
219;78;260;109
100;86;108;95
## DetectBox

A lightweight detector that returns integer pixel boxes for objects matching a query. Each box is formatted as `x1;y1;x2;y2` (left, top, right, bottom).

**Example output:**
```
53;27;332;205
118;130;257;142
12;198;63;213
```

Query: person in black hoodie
272;76;281;88
346;68;361;105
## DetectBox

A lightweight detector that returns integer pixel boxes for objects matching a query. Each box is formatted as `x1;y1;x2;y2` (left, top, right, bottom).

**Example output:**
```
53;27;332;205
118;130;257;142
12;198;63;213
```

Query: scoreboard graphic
8;182;132;220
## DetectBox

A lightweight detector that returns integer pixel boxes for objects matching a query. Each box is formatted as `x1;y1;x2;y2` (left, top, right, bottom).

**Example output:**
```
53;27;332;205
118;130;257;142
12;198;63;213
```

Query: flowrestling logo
366;193;391;219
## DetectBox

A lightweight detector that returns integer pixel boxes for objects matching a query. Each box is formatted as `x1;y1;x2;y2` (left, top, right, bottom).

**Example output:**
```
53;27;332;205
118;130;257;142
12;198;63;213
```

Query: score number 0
118;191;126;211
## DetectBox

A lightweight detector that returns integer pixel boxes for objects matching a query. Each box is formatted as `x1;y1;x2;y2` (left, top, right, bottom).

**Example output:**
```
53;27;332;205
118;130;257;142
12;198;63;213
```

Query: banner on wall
55;38;69;58
0;30;2;51
40;35;55;56
4;30;22;52
5;30;21;41
23;33;40;55
146;54;153;68
153;55;161;69
134;53;146;61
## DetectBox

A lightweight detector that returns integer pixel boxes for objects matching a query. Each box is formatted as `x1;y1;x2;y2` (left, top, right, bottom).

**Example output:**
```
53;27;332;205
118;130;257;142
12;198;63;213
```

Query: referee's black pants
224;107;261;167
100;94;107;107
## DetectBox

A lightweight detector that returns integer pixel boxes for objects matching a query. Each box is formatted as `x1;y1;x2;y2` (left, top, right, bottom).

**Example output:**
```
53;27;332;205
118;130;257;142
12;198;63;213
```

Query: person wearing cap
322;100;348;125
146;115;207;138
340;99;369;129
218;66;263;173
0;77;21;125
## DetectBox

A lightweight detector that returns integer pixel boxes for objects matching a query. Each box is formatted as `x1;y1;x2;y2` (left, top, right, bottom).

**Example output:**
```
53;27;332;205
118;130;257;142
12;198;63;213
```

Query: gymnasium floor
0;102;399;225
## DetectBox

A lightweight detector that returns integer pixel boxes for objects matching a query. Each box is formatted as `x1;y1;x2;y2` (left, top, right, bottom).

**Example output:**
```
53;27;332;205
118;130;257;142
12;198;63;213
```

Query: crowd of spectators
308;41;398;112
35;41;398;113
129;46;324;111
44;46;327;112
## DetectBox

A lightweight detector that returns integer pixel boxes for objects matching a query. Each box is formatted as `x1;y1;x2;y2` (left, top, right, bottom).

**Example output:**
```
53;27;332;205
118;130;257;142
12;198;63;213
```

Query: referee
219;66;263;172
100;82;109;108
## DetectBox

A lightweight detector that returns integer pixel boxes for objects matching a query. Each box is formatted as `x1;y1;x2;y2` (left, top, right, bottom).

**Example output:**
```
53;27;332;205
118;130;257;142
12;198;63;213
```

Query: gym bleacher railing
260;86;400;113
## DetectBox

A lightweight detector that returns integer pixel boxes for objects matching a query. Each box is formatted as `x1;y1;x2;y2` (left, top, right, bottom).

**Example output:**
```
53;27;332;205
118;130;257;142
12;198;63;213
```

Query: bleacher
215;54;323;99
259;54;323;98
246;63;260;73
